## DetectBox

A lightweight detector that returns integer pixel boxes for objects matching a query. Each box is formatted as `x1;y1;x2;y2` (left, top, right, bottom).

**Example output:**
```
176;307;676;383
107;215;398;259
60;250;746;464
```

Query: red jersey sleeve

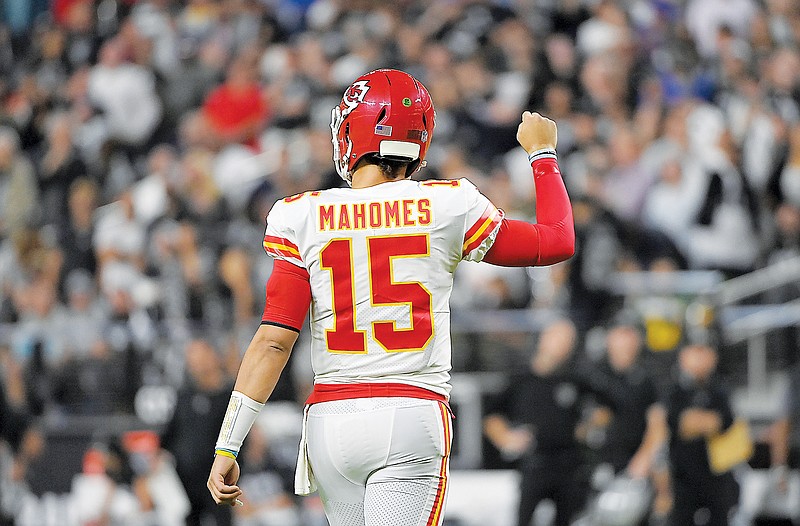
261;259;312;332
483;157;575;267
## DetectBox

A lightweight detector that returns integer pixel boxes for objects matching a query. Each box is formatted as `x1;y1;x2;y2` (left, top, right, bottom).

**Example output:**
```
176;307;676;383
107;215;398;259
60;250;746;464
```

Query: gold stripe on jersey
263;241;301;256
462;207;501;254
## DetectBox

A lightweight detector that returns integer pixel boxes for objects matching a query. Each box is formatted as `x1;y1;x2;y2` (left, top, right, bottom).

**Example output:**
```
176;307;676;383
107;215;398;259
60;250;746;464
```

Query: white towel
294;405;317;495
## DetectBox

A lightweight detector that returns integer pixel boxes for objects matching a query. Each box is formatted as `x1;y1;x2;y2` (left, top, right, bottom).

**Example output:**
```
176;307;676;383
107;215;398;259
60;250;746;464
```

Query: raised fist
516;111;557;154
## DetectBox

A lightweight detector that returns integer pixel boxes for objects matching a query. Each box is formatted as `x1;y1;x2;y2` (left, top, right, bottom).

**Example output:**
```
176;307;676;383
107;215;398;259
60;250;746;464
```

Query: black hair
361;154;410;180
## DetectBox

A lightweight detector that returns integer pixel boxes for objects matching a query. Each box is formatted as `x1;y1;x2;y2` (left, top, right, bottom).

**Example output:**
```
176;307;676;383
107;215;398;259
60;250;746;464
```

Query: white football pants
304;397;452;526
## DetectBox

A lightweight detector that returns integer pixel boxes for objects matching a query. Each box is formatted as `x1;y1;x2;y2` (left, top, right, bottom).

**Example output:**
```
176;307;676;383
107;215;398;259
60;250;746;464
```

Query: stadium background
0;0;799;524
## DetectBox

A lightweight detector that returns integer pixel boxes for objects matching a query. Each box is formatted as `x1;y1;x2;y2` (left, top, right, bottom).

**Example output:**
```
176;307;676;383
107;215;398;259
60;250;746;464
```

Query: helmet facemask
330;105;353;184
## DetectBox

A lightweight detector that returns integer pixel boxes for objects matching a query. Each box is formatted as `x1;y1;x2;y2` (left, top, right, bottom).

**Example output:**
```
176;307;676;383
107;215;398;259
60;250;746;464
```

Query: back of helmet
331;69;435;184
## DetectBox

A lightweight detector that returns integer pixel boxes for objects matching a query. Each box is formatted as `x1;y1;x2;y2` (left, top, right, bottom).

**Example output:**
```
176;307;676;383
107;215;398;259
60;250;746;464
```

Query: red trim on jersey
263;235;302;259
483;158;574;266
306;382;449;405
463;204;503;256
264;246;302;261
261;260;311;331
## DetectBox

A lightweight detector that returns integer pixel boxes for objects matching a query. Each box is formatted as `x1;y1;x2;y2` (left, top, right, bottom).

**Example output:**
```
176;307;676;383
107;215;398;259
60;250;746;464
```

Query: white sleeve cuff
215;391;265;457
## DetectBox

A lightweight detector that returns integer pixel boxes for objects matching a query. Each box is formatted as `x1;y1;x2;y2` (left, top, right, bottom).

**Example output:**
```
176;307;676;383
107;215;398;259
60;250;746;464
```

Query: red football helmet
331;69;436;184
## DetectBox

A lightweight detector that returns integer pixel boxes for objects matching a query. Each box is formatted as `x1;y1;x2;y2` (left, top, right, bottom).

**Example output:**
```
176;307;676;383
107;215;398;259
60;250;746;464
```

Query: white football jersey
263;178;503;397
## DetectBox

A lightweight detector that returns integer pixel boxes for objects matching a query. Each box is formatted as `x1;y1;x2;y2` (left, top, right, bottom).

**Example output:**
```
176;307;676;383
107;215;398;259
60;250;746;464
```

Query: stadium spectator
598;124;653;224
484;318;607;526
234;424;300;526
122;430;191;526
60;269;106;360
69;441;144;525
163;338;233;526
588;316;671;524
56;178;98;293
665;342;740;526
87;37;163;154
561;195;624;331
11;278;68;369
35;112;88;227
201;49;269;149
575;0;632;59
0;127;38;241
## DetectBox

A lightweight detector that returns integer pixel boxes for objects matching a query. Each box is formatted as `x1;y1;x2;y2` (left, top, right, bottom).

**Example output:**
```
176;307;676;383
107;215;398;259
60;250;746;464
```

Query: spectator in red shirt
202;52;269;150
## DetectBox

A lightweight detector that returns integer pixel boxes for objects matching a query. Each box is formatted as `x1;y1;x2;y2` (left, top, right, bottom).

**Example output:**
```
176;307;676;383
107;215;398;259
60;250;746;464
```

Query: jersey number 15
320;233;434;354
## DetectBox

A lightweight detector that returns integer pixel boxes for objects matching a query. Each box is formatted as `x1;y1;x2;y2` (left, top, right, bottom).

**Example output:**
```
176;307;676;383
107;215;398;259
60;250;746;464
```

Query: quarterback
207;69;574;526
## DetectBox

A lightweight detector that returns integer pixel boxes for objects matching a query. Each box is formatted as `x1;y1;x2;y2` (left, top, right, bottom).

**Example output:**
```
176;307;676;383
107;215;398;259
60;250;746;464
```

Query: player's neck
351;165;406;189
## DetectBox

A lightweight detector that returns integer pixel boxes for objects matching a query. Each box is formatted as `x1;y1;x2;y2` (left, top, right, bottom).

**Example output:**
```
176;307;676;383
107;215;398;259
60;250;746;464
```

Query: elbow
558;236;576;261
252;328;295;357
561;222;576;260
262;338;294;357
539;227;575;265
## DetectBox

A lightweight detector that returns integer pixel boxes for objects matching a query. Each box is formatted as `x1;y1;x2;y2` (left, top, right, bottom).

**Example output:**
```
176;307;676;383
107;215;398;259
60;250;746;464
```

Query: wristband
528;148;557;164
214;391;265;458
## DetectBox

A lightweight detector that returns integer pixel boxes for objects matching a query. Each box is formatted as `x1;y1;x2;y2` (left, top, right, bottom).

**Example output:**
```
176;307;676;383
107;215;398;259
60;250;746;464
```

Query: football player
207;68;575;526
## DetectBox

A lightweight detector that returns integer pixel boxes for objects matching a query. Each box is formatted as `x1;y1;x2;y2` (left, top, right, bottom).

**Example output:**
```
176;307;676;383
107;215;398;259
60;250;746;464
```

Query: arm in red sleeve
483;158;575;267
261;259;312;332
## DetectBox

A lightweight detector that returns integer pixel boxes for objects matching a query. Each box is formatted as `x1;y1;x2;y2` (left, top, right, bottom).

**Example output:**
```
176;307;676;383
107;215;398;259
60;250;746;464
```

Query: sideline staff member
484;318;610;526
665;342;739;526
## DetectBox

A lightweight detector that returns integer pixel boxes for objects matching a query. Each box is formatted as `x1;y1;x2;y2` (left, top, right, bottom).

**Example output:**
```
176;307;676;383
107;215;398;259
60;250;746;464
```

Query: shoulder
268;191;322;224
417;177;480;195
417;177;488;214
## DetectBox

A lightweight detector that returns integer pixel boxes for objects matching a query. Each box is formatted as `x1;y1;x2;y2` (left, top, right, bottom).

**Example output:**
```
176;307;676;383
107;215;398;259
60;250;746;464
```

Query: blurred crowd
1;0;800;524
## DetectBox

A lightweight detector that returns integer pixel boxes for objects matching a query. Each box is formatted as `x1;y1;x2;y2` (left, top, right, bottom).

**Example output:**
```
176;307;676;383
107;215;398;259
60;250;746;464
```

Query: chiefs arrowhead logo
342;80;370;112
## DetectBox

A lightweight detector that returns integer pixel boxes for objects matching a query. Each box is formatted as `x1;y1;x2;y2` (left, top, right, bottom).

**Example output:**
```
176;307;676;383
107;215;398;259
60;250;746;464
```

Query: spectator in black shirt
665;342;739;526
484;318;607;526
594;319;666;476
162;338;234;526
56;178;98;289
35;112;88;227
589;318;669;524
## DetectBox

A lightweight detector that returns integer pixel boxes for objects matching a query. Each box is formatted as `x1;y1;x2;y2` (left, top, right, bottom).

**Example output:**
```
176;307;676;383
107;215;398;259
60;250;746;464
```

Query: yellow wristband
215;449;237;459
